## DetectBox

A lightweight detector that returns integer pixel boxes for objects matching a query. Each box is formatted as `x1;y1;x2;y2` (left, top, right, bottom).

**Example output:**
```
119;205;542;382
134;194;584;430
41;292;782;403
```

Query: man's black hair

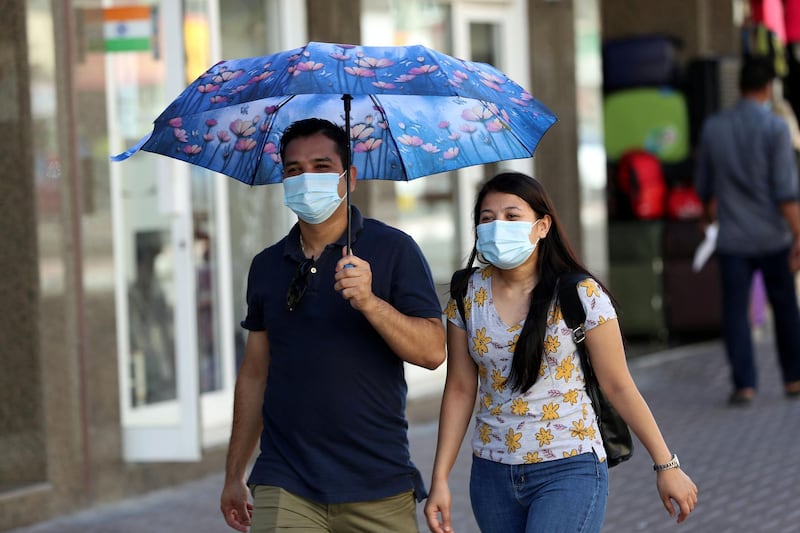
739;57;776;93
279;118;349;168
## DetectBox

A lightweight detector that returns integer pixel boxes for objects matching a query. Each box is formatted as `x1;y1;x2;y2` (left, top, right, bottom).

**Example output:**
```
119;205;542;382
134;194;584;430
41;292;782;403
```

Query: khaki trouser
249;485;419;533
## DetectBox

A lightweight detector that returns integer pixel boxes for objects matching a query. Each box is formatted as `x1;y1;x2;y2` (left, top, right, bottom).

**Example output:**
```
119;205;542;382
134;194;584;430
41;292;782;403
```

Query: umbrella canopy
113;41;557;185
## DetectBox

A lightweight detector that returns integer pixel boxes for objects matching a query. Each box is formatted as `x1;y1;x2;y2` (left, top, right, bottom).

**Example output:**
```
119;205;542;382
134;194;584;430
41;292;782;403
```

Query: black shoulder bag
558;273;634;468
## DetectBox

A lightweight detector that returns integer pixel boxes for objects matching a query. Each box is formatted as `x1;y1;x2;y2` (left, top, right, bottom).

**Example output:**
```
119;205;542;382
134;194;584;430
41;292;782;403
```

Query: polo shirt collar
334;205;364;250
283;206;364;260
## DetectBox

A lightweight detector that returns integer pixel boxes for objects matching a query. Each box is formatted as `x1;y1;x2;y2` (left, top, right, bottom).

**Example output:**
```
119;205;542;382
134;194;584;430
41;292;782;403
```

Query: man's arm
361;302;445;369
333;252;446;369
694;121;715;225
780;200;800;272
220;330;269;531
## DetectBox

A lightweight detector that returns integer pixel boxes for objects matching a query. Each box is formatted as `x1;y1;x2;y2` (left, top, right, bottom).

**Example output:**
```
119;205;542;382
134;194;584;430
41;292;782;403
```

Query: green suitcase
603;88;690;163
608;221;668;340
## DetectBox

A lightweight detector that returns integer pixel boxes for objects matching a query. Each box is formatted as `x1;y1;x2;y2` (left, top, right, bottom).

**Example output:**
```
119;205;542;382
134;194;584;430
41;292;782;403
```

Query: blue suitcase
603;34;681;92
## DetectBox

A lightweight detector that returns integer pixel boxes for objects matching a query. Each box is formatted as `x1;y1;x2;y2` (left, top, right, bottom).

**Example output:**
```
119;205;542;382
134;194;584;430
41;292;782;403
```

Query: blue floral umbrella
113;41;557;244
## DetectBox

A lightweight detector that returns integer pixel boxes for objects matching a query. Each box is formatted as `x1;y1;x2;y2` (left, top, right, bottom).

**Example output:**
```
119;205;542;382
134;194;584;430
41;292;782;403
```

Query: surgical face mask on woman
282;171;346;224
476;219;541;270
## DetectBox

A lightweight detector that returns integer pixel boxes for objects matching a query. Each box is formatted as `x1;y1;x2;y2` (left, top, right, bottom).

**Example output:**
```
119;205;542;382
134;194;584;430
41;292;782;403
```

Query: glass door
185;0;237;449
107;0;234;461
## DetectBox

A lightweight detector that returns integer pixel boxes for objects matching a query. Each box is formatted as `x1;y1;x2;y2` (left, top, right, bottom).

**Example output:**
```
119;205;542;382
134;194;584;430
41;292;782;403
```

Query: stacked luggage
602;34;722;340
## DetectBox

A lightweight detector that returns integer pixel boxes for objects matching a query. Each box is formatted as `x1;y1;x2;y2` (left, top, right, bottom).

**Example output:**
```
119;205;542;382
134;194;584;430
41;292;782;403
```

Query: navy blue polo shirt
241;206;441;504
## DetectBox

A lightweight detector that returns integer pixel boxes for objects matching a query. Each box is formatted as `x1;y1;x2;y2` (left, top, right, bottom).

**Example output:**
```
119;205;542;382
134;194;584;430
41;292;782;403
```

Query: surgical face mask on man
476;219;542;270
282;171;346;224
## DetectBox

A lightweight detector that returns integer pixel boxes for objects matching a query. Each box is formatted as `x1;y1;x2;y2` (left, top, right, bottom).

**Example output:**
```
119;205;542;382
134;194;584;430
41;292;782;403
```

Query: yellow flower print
598;315;609;324
523;451;542;464
478;364;488;380
505;428;523;453
507;324;522;332
508;333;519;354
444;299;458;320
570;419;594;440
541;402;560;421
555;356;576;382
563;449;579;458
563;389;579;405
474;286;488;308
538;360;547;377
481;266;494;279
535;427;554;447
510;397;529;416
464;296;473;320
491;369;507;393
579;278;600;298
490;404;502;416
543;334;560;354
482;392;493;409
548;305;563;326
479;423;492;444
472;327;491;356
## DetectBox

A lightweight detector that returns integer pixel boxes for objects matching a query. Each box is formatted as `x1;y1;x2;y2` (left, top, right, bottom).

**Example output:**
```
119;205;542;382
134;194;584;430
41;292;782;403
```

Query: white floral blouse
444;266;618;465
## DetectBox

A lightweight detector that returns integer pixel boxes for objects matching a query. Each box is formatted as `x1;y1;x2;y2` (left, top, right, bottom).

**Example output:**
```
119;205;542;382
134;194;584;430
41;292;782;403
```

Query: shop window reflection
194;227;221;393
129;230;176;405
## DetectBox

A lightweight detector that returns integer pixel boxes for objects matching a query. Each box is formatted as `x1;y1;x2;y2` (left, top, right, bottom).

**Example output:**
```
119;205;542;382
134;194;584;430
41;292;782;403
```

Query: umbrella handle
343;93;354;268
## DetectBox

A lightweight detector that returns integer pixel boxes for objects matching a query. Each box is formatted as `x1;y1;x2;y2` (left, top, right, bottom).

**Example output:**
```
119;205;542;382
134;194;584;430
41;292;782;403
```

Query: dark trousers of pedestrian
718;248;800;390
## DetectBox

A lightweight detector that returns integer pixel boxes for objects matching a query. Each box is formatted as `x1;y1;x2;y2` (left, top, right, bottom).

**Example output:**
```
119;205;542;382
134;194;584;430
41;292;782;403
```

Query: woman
424;172;697;533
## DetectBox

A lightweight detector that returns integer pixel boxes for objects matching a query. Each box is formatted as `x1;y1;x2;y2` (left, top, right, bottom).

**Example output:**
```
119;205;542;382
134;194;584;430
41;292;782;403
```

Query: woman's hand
424;481;454;533
656;468;698;523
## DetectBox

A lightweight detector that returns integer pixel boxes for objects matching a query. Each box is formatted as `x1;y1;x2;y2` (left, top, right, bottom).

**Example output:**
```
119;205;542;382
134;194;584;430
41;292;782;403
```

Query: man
695;57;800;405
219;118;446;532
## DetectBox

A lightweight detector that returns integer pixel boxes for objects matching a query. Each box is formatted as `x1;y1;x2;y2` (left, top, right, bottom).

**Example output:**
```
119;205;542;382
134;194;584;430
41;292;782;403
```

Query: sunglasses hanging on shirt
286;258;316;311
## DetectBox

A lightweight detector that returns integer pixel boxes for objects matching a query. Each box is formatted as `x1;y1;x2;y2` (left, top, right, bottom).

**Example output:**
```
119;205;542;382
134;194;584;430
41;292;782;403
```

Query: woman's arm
424;323;479;533
585;320;698;524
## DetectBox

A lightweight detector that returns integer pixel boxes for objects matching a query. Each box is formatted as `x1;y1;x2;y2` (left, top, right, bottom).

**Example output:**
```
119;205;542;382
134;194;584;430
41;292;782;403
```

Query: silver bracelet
653;453;680;472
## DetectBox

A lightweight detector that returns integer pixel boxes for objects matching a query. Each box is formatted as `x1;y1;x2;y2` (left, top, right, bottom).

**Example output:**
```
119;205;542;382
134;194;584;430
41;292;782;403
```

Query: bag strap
557;272;594;378
557;272;588;340
450;267;478;322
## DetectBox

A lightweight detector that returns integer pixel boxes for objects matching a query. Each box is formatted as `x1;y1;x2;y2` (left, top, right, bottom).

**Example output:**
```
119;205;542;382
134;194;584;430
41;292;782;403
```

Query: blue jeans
718;249;800;390
469;453;608;533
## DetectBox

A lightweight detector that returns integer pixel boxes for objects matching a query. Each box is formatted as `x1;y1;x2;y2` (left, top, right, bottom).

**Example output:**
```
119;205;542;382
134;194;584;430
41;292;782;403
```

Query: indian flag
104;6;153;52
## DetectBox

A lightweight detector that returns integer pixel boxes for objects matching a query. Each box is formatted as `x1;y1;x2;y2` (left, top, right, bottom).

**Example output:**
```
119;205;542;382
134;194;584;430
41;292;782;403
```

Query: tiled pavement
9;335;800;533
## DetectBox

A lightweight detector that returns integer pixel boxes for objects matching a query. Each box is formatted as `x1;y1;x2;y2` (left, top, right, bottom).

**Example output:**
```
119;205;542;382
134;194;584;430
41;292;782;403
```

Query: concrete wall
0;0;44;494
528;0;582;252
601;0;739;57
0;1;55;528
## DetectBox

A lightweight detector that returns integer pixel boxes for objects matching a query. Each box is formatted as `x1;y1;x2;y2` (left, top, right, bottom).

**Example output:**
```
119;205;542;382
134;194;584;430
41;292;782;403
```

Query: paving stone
9;336;800;533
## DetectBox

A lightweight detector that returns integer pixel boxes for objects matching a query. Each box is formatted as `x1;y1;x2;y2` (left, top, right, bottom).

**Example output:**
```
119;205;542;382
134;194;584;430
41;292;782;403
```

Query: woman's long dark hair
460;172;613;393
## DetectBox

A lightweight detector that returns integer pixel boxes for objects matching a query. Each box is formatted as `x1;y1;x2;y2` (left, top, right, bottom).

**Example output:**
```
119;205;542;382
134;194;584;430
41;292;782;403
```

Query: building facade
1;0;736;530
